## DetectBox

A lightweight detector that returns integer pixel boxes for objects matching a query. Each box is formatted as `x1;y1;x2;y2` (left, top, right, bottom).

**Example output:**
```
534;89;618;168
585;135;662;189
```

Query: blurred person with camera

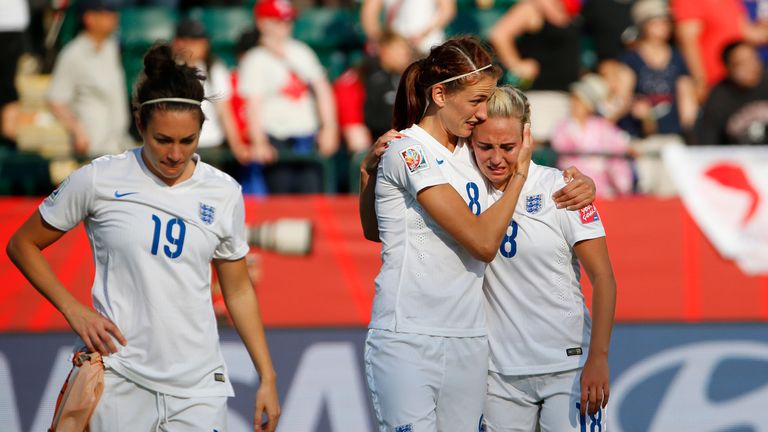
239;0;339;194
47;0;131;158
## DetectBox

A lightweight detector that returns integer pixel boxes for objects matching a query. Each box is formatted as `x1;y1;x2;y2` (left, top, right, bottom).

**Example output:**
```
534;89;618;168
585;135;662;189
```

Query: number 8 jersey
484;162;606;375
370;125;490;337
39;148;249;397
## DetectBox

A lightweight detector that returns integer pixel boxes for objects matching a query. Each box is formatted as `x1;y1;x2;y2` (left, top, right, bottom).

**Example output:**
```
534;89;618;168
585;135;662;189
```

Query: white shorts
90;368;229;432
365;329;489;432
482;369;607;432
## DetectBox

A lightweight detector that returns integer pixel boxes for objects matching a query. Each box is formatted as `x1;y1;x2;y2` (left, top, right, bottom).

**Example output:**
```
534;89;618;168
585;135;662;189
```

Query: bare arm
49;101;90;155
361;0;385;45
6;211;126;355
343;124;373;153
246;95;278;164
214;99;250;165
415;124;534;262
573;236;617;417
676;75;699;131
312;77;340;157
215;258;280;432
413;0;457;43
675;20;708;101
489;1;541;81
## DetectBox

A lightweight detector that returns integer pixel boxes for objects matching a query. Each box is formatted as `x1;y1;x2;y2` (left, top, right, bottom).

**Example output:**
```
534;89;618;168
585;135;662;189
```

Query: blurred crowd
1;0;768;197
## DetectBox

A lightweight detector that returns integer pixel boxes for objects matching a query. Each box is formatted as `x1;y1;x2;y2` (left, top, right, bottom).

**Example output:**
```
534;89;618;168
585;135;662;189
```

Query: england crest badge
526;193;543;214
199;202;216;225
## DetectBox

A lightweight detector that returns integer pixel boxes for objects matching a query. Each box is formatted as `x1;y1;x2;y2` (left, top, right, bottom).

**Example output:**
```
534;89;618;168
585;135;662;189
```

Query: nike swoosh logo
114;191;138;198
436;159;444;165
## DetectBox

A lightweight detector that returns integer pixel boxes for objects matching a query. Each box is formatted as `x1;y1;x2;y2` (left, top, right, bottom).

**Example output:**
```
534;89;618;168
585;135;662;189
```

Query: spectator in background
239;0;338;194
230;27;269;196
552;74;635;198
47;0;130;158
696;41;768;145
671;0;768;102
490;0;583;143
172;18;244;165
0;0;29;147
617;0;698;140
582;0;635;63
361;0;456;56
333;30;414;154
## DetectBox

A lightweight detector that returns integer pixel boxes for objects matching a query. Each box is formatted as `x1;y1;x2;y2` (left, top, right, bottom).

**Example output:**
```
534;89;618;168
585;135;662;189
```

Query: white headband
140;97;202;108
434;64;493;86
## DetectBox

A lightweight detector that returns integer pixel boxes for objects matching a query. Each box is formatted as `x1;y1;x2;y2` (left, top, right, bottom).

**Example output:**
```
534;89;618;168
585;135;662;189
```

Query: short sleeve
380;140;448;198
213;190;249;261
38;163;95;231
237;49;264;97
670;0;702;22
208;61;232;102
289;41;326;84
47;48;76;104
552;174;606;246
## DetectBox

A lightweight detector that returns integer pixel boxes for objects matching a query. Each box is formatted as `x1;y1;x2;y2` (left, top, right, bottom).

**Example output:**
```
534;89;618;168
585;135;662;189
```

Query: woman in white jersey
6;45;280;432
471;86;616;432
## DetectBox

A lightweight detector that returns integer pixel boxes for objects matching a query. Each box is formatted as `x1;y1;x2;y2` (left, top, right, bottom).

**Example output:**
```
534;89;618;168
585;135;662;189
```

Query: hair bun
142;45;178;81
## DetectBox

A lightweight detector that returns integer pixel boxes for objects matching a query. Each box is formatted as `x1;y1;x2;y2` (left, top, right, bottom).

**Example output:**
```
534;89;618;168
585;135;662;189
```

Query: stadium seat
446;7;507;41
119;7;178;50
293;7;364;51
187;7;254;67
292;7;365;80
119;7;178;97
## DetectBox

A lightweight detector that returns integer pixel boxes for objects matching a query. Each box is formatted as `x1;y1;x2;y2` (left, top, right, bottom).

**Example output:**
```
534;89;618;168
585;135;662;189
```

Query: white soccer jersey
370;125;489;337
39;148;249;397
484;162;606;375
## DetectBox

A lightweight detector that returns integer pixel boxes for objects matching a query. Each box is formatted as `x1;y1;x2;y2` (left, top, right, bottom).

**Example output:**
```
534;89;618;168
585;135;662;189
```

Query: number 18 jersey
39;148;249;397
484;163;606;375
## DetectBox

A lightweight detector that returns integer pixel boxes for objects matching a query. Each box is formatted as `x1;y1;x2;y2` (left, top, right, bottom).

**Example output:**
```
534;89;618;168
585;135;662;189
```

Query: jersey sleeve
237;50;264;97
380;139;448;197
213;189;249;261
552;173;606;246
38;163;95;231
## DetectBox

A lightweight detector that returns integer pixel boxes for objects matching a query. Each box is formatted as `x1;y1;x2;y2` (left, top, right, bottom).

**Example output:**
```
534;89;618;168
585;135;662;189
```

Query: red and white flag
663;145;768;275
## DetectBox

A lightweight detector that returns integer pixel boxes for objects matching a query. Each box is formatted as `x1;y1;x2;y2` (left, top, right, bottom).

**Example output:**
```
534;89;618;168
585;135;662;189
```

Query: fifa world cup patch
400;145;429;174
579;204;600;224
199;202;216;225
526;193;543;214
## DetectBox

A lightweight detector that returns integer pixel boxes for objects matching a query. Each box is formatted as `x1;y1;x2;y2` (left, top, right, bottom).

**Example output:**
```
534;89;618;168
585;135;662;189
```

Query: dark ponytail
392;60;427;131
391;36;502;130
133;44;206;128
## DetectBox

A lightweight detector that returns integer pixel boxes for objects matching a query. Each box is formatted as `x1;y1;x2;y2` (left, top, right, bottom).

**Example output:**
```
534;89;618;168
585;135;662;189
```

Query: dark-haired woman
359;36;597;431
6;44;280;432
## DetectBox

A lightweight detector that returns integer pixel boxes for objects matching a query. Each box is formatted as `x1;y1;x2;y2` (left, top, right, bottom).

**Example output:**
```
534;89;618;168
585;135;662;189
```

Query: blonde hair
486;85;531;128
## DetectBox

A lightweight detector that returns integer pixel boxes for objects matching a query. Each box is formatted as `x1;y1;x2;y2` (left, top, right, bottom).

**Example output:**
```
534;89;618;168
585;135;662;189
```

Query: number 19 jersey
39;148;249;397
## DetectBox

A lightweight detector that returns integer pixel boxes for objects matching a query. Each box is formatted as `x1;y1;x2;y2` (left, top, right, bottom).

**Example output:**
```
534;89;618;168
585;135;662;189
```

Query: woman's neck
419;115;459;151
